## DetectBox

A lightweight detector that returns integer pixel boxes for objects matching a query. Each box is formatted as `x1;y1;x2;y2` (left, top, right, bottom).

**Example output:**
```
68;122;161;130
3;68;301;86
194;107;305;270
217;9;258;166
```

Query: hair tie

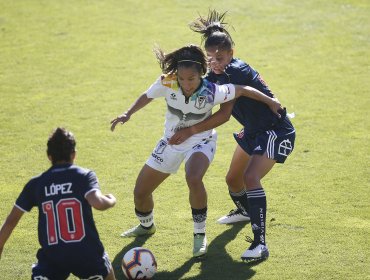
178;59;202;65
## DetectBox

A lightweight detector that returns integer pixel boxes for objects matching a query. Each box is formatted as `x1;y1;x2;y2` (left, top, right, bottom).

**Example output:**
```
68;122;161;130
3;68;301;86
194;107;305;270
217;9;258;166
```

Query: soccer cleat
241;238;269;263
193;234;207;257
217;208;250;224
120;224;156;237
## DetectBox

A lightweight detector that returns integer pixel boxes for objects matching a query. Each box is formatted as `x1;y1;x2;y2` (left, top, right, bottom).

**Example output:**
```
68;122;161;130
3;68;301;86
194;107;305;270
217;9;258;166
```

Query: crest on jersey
194;95;206;109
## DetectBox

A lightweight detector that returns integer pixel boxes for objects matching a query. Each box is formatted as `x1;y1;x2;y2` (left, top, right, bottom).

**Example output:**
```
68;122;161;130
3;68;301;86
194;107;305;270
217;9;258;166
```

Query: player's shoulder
200;78;217;93
226;58;251;73
26;171;45;186
69;165;95;177
160;73;179;90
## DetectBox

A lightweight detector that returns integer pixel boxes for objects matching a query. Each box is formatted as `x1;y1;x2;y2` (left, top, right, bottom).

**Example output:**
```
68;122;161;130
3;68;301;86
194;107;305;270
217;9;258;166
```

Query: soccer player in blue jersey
168;10;296;263
0;127;116;279
110;44;282;258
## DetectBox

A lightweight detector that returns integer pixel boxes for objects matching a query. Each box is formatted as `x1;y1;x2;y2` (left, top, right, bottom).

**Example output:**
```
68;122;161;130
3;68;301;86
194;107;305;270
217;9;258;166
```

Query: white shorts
146;133;217;174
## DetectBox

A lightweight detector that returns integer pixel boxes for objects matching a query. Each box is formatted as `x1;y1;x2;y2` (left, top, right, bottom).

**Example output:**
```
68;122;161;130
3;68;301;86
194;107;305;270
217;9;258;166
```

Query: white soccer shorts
146;136;217;174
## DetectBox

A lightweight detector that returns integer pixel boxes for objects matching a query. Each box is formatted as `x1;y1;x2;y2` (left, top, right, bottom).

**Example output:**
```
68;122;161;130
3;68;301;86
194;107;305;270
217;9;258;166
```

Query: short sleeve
15;181;36;212
213;84;236;105
145;76;168;99
83;171;101;198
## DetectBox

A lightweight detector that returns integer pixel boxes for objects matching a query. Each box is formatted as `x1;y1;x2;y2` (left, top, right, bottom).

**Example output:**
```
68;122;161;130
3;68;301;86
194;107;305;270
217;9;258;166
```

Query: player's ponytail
154;44;207;75
189;9;234;50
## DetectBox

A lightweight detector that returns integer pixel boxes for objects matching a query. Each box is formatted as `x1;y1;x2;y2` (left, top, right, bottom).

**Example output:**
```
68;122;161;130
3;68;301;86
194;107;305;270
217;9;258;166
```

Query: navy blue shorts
32;250;111;280
233;127;295;163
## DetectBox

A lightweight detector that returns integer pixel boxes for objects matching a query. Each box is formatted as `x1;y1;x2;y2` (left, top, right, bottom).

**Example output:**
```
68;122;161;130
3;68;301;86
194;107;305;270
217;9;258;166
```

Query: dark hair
189;9;234;51
154;44;207;75
47;127;76;164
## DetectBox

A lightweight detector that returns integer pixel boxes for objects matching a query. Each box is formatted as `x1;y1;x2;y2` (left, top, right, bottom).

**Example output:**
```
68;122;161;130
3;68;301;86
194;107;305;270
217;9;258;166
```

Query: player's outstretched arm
110;93;153;131
0;206;24;260
234;85;283;118
86;190;116;211
168;101;234;145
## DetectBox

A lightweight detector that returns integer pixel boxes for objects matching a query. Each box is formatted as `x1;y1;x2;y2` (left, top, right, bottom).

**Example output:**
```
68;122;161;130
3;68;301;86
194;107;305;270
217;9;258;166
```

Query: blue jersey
206;58;294;136
15;164;105;264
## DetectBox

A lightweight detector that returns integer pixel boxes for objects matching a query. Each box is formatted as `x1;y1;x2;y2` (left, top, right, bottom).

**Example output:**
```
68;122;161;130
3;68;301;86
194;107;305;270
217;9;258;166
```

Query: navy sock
247;188;267;245
230;189;249;215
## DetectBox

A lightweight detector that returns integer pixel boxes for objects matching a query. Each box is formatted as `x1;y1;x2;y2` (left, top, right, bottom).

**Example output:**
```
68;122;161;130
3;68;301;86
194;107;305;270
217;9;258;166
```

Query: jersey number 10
42;198;85;245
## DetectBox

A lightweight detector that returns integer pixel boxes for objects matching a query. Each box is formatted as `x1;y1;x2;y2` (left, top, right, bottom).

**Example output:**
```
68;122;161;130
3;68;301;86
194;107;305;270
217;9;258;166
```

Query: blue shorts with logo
31;250;111;280
233;127;295;163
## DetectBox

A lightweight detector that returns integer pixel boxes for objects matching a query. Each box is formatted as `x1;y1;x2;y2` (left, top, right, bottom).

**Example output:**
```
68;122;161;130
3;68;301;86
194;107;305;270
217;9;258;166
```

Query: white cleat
241;243;269;263
217;209;250;224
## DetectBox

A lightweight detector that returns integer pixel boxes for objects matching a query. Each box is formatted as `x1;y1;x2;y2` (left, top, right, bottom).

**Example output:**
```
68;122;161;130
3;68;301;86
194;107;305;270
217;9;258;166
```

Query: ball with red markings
122;247;157;279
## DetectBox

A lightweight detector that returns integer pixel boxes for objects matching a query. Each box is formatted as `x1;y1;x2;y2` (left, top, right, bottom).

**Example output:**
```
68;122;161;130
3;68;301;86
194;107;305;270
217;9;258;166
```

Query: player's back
16;164;105;266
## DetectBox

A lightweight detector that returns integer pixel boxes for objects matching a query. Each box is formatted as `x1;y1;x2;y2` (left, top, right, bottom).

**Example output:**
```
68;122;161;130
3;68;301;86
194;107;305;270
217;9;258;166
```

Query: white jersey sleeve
213;84;236;105
145;76;169;98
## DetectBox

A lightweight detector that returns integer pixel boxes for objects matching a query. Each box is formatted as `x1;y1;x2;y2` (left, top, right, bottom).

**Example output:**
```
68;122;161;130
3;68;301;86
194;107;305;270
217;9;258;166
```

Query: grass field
0;0;369;279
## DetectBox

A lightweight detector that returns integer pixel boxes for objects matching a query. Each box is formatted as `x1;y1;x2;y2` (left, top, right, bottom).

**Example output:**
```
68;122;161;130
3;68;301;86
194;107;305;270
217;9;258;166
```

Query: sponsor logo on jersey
254;145;262;151
278;139;293;156
170;92;177;100
223;85;231;100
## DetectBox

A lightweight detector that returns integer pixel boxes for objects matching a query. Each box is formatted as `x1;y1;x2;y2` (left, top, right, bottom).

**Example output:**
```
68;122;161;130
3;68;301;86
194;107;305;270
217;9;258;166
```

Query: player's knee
225;172;243;192
185;173;203;189
133;186;149;200
244;172;260;188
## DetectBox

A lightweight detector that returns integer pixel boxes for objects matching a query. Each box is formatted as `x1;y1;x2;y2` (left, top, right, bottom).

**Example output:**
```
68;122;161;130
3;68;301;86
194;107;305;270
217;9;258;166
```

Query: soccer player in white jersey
110;44;282;258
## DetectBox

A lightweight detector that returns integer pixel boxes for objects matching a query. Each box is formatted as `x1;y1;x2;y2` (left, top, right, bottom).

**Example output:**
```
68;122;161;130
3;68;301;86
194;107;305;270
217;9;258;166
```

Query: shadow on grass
155;223;257;280
112;235;153;279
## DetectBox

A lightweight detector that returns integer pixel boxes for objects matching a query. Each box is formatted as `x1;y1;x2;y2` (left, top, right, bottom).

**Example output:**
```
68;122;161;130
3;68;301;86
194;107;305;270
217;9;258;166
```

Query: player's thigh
135;164;170;197
185;152;210;184
226;144;250;187
244;153;276;188
185;140;215;182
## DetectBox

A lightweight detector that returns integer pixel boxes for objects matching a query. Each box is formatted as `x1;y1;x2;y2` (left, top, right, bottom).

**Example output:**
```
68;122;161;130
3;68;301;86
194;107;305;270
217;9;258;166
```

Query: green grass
0;0;369;279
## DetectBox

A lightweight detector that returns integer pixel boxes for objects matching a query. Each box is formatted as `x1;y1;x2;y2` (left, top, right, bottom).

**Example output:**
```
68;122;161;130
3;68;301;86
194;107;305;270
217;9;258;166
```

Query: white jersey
145;74;236;147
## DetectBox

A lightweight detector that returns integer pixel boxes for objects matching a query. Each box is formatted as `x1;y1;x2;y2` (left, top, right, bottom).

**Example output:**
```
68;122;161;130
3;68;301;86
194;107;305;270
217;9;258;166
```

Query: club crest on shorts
278;139;293;156
155;140;167;154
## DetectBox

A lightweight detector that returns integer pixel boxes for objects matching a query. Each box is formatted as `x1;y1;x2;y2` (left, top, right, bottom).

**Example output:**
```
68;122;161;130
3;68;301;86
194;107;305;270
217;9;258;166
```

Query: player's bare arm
169;100;234;145
86;190;117;211
110;93;153;131
234;85;283;118
0;206;24;260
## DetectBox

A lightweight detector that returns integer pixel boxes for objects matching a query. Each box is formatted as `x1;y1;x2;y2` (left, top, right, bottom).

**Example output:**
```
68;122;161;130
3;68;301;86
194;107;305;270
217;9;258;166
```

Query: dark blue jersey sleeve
83;171;100;198
15;177;39;212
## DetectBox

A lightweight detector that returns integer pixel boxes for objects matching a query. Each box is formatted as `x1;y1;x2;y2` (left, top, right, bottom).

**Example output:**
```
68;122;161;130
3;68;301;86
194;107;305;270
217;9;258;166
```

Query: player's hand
110;113;130;132
269;98;284;118
169;127;193;145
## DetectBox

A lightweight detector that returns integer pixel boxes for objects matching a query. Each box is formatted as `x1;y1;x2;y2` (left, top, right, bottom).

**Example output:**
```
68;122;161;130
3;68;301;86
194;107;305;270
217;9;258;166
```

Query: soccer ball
122;247;157;279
